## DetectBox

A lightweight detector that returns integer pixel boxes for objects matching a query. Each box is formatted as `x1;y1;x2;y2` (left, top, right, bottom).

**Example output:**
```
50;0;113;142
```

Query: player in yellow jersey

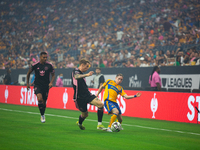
96;73;141;132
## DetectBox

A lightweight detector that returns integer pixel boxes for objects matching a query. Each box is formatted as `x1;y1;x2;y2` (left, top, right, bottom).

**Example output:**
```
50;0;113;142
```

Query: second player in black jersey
72;68;92;100
71;58;105;130
26;52;55;123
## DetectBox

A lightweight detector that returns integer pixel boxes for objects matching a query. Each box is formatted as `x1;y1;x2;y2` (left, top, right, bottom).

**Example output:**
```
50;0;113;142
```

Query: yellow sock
108;114;117;128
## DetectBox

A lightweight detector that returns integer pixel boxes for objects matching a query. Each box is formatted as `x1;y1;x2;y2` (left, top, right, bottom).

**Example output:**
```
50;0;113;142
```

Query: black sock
43;104;46;114
38;102;44;116
79;115;86;125
97;107;104;122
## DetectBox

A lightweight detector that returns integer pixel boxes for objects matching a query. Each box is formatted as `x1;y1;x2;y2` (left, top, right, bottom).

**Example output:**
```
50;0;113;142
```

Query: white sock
98;122;102;125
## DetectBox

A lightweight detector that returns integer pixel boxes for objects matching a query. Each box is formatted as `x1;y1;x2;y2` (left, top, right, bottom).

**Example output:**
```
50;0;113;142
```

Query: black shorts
34;85;49;101
75;94;96;112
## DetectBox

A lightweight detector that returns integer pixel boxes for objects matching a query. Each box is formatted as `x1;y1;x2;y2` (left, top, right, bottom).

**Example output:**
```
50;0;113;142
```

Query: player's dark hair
79;58;90;65
116;73;123;77
40;52;47;56
150;66;159;81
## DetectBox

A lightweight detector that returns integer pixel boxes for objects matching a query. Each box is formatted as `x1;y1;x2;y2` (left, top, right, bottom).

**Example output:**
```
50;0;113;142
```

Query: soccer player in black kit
72;58;105;130
26;52;55;123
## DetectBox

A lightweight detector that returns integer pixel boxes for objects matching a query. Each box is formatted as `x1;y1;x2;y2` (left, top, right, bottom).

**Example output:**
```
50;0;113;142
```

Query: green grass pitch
0;103;200;150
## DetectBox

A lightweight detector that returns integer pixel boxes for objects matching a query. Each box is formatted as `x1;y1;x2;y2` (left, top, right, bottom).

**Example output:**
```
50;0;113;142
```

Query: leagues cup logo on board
150;93;158;118
160;74;200;90
5;86;8;103
63;89;68;109
129;74;142;87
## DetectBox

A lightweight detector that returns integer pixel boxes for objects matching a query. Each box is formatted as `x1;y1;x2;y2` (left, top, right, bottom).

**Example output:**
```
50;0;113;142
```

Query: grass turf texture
0;103;200;150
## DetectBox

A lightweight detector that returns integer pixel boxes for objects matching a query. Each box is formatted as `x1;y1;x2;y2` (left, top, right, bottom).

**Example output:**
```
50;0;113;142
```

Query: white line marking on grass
123;124;200;136
0;107;200;136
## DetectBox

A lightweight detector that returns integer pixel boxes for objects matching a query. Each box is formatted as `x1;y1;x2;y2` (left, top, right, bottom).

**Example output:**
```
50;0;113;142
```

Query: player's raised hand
136;92;141;97
27;84;30;91
87;71;94;77
49;83;53;89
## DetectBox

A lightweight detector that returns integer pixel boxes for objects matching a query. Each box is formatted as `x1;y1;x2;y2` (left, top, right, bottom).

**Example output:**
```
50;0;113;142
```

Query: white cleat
41;115;45;123
97;124;107;131
106;128;112;132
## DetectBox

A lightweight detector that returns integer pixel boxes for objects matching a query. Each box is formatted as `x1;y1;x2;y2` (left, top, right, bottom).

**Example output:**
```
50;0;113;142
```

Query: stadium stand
0;0;200;69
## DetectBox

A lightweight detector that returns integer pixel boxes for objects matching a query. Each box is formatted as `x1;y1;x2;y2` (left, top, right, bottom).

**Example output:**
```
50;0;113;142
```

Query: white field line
0;107;200;136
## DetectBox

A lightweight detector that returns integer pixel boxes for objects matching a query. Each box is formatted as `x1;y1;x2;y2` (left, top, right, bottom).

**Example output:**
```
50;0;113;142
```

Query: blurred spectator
91;67;105;89
174;56;181;66
149;66;161;91
56;74;63;87
3;69;11;85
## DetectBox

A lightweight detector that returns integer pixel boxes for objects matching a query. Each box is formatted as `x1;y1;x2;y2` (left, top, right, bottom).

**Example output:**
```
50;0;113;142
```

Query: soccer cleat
106;127;112;132
41;115;45;123
76;121;85;130
119;125;123;130
97;124;106;130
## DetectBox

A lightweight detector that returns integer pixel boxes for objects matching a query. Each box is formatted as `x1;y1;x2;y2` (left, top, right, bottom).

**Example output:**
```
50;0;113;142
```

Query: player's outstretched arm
74;71;94;79
49;72;55;89
26;68;33;91
123;92;141;99
96;84;105;97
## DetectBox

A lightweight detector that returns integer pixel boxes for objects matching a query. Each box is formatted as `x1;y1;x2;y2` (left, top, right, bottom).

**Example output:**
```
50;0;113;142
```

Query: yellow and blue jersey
103;79;126;103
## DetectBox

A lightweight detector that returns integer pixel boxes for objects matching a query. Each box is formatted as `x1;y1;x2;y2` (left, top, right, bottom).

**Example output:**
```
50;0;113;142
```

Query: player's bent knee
38;100;43;104
98;103;104;108
113;109;119;115
82;112;88;118
84;114;88;118
37;96;43;102
93;100;104;108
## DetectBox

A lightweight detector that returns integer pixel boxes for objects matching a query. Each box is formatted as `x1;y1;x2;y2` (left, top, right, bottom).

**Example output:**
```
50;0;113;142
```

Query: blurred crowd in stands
0;0;200;70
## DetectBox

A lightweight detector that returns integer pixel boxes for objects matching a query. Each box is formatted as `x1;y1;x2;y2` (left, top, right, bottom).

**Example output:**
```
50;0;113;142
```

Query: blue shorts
104;100;121;115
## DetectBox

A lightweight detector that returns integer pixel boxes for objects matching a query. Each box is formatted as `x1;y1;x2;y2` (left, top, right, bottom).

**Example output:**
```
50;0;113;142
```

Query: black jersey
71;68;91;100
4;73;11;85
31;61;55;88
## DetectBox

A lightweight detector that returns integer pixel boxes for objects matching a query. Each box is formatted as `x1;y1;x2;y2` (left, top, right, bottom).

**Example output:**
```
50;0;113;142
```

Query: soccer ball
111;122;121;132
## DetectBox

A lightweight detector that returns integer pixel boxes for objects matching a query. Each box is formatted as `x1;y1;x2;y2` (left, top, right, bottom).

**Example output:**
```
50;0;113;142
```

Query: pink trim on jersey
72;70;78;100
32;61;40;66
31;61;40;71
46;61;53;65
72;72;78;86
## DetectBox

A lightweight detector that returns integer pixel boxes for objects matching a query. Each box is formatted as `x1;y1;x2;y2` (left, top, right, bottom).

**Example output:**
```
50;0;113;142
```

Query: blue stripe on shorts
104;100;121;114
